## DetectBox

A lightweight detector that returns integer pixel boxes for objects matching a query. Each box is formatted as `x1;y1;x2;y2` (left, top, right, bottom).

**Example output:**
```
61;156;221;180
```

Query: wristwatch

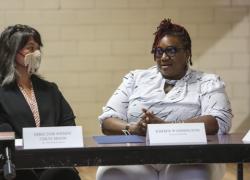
122;123;131;135
125;123;130;131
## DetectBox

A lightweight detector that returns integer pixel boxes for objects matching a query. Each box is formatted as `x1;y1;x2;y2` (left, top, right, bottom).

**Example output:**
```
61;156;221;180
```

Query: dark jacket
0;75;75;138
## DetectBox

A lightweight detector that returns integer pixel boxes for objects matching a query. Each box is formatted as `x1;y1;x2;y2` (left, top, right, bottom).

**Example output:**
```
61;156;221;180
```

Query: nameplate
23;126;84;149
242;130;250;143
146;123;207;145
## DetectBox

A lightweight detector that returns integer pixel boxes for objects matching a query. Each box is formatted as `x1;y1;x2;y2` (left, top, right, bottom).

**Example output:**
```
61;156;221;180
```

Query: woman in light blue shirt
97;19;232;180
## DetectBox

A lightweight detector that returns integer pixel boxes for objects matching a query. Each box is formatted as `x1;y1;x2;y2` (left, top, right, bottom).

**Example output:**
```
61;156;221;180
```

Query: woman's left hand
138;109;165;131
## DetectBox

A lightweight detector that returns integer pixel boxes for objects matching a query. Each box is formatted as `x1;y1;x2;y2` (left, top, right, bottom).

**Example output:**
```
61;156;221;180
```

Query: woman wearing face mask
0;25;81;180
97;19;233;180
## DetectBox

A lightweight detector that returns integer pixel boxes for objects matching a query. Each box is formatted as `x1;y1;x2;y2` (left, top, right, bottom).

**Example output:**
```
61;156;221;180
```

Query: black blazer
0;75;76;138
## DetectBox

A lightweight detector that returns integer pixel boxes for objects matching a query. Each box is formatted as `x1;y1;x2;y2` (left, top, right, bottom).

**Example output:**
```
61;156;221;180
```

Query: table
13;133;250;180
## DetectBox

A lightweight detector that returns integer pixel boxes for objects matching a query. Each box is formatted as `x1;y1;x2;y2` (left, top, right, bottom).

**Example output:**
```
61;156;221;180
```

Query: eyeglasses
154;46;185;58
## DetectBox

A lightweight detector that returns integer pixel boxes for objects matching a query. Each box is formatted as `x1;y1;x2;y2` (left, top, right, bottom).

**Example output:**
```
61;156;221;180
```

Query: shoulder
190;70;225;94
189;69;221;81
125;66;158;81
0;82;18;96
32;75;59;92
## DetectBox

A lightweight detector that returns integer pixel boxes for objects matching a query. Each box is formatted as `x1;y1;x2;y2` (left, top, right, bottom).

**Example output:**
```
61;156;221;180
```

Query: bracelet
122;123;131;135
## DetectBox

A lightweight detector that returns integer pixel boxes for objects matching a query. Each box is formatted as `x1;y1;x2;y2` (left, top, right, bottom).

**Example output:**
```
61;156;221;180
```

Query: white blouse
99;66;233;134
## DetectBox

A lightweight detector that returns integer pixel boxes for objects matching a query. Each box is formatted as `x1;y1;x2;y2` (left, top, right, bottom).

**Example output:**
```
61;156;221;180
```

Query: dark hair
151;18;192;65
0;24;43;86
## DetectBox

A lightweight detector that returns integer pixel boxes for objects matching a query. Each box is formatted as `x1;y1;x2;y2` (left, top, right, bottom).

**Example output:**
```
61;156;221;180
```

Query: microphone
3;146;15;180
0;124;16;180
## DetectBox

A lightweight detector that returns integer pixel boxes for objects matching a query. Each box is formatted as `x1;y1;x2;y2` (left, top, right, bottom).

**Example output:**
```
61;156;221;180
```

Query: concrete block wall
1;0;249;135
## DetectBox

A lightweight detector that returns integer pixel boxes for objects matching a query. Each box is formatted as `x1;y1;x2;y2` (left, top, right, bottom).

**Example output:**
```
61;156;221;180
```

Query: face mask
24;50;41;74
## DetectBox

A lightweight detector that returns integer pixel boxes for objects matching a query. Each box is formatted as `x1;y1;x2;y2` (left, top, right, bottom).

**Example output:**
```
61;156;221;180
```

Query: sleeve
52;83;76;126
0;88;14;132
0;104;13;132
98;71;135;123
200;75;233;134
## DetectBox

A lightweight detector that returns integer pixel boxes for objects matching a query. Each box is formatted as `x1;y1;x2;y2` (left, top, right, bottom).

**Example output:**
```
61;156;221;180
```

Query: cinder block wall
1;0;249;135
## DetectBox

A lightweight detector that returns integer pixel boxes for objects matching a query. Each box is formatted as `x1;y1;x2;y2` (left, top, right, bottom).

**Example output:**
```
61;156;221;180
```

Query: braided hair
151;19;192;65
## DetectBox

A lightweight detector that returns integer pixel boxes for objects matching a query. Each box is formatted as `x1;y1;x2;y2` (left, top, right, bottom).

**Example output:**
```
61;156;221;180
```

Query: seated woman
96;19;233;180
0;24;81;180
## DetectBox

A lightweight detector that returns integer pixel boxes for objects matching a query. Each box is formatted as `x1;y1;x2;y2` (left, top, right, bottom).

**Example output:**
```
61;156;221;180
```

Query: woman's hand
138;108;165;133
128;122;146;136
141;108;165;124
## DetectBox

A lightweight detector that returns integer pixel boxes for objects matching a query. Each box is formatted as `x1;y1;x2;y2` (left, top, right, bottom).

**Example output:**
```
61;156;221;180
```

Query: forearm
183;115;219;135
142;110;219;135
101;118;145;136
101;118;128;135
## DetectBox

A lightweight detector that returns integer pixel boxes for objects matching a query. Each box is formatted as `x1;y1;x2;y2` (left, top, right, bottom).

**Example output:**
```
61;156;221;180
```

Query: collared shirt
18;84;40;127
99;66;233;134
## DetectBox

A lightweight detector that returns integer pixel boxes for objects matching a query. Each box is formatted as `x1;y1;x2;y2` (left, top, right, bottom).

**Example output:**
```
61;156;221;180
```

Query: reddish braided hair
151;19;192;65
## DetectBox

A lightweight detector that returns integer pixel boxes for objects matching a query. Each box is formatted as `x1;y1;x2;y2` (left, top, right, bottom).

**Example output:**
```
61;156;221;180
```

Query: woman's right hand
101;117;146;136
129;121;146;136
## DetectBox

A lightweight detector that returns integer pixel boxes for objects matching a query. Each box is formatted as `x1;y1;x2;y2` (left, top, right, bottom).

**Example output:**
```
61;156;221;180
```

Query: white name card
146;123;207;146
242;130;250;143
23;126;84;149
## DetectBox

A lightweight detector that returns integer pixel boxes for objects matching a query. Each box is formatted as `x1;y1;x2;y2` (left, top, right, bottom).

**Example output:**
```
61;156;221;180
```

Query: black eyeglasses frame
154;46;185;58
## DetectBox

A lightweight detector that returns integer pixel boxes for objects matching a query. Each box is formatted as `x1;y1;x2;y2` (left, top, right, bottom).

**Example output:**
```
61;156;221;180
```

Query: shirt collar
161;67;192;85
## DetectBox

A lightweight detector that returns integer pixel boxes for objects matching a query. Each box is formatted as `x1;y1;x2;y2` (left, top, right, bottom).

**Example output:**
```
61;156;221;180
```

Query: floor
77;163;250;180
